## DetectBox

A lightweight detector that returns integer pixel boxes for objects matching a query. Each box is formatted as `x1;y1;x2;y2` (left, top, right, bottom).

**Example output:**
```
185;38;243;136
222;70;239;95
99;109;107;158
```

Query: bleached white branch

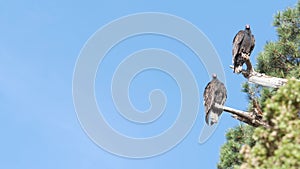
229;65;288;88
215;103;270;128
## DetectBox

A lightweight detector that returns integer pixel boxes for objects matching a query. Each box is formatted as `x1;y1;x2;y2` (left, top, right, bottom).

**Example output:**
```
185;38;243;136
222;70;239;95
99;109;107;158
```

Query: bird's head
212;73;217;79
245;24;250;30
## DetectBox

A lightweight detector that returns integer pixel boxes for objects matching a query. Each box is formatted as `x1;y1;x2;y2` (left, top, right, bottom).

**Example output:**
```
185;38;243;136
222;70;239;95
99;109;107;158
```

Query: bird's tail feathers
205;112;211;125
206;110;220;125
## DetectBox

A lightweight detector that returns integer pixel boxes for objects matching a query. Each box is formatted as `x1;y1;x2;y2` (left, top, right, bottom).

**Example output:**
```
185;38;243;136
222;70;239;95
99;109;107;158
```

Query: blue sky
1;0;298;169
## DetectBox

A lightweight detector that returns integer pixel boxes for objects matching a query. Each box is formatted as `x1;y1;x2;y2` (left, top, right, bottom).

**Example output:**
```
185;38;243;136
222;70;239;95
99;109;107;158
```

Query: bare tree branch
226;55;300;126
230;54;300;88
215;103;270;128
230;57;289;88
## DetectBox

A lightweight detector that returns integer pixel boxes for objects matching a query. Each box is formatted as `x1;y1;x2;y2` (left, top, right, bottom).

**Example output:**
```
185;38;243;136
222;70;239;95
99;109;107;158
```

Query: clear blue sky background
1;0;298;169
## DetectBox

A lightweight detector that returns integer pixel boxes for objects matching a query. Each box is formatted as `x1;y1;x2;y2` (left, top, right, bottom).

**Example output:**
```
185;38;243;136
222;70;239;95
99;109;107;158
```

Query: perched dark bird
203;74;227;125
232;24;255;73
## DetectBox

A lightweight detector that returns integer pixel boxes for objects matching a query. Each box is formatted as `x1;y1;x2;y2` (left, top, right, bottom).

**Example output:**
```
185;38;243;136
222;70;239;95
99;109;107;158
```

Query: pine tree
240;79;300;169
256;1;300;78
218;1;300;168
217;125;255;169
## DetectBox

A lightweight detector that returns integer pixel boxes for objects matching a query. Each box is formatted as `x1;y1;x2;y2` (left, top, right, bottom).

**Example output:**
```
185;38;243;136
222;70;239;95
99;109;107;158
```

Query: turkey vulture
232;24;255;73
203;74;227;125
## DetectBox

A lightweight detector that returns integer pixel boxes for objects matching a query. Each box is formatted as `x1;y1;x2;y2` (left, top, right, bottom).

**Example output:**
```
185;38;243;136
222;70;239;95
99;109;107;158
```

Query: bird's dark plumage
232;24;255;73
203;74;227;125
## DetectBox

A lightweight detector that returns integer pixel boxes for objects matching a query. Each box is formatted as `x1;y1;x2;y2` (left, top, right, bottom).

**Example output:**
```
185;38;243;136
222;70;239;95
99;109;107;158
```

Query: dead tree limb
227;55;300;127
230;56;289;88
215;104;270;128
